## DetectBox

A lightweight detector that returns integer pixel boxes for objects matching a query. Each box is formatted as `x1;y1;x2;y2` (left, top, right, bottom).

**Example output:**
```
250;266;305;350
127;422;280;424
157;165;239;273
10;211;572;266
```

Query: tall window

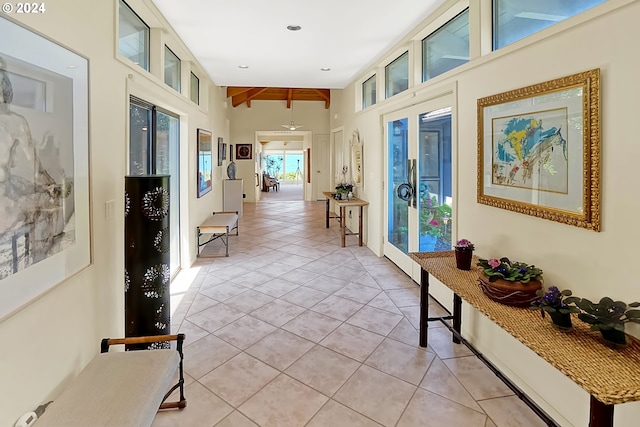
129;97;181;276
164;46;181;92
422;9;469;82
362;74;376;109
493;0;607;49
385;51;409;99
190;72;199;105
118;0;149;71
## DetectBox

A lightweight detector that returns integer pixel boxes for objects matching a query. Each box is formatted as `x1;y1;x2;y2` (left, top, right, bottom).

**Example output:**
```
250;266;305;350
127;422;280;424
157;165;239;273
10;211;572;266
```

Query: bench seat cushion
35;349;179;427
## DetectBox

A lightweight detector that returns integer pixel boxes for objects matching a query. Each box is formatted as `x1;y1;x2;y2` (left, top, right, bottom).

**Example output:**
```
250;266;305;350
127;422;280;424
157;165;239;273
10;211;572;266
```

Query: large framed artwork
477;69;600;231
0;16;91;320
236;143;252;160
197;129;212;197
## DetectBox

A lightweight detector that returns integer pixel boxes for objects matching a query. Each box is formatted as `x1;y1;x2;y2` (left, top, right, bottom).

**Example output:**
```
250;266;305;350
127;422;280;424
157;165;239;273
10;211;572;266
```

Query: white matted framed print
477;69;600;231
0;16;91;320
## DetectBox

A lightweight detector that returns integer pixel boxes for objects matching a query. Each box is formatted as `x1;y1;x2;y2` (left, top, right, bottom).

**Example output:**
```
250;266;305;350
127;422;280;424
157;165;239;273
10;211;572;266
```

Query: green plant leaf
629;302;640;308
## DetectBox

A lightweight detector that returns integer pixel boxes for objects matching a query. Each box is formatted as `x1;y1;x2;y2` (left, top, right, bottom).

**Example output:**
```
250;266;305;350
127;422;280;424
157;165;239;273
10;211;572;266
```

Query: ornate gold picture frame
477;69;600;231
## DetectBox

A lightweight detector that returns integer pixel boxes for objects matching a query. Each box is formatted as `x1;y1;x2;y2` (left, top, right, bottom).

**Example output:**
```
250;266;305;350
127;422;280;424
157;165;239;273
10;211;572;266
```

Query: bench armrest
100;333;185;353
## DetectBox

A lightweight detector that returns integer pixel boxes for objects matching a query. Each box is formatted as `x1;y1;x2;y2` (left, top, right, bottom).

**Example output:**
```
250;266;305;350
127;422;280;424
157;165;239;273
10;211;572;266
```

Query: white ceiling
152;0;445;89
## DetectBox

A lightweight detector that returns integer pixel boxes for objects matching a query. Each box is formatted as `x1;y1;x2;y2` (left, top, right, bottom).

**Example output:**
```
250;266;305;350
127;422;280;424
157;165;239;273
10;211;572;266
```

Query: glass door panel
156;111;180;276
418;108;452;252
129;99;181;278
387;118;409;253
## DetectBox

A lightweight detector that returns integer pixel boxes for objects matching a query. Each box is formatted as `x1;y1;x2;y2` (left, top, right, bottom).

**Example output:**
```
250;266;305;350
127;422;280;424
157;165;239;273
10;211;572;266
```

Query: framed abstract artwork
0;16;91;320
236;143;252;160
477;69;600;231
197;129;213;197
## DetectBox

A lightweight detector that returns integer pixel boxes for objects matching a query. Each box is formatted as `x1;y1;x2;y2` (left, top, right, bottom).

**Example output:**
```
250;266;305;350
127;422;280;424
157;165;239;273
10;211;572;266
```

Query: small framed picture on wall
236;143;253;160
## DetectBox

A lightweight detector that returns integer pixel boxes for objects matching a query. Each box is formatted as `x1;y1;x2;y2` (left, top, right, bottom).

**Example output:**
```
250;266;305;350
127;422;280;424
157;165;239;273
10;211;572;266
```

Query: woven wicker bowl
477;272;542;307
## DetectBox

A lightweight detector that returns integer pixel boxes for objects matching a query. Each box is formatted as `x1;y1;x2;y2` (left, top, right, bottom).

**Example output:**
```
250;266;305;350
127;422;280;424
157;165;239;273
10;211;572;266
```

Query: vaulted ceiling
151;0;445;89
226;87;330;109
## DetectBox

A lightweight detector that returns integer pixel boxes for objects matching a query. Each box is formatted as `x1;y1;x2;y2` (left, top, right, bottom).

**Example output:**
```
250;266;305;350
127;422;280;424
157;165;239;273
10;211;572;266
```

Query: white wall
0;1;226;424
337;1;640;425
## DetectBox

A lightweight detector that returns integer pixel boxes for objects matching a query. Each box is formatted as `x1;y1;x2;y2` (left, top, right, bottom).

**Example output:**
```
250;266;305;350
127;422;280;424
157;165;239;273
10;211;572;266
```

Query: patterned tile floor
152;200;546;427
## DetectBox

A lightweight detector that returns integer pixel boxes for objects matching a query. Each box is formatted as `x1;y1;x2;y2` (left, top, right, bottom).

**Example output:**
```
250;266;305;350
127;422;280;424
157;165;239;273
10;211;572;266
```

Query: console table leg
419;268;429;348
358;206;363;246
453;294;462;344
589;396;613;427
325;199;330;228
340;206;346;247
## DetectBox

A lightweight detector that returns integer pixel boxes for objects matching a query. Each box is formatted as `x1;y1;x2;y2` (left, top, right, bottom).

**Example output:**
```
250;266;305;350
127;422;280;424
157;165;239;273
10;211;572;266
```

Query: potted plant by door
570;296;640;347
476;257;543;307
454;239;474;270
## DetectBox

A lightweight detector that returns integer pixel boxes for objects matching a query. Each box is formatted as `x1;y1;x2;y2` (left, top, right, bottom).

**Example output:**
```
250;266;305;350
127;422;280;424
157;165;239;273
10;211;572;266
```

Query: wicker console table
409;251;640;427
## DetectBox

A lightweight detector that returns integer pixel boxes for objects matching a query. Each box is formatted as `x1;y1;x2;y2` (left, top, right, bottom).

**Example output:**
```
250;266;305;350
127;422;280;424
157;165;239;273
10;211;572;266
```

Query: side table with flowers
476;257;543;307
530;287;579;331
454;239;474;270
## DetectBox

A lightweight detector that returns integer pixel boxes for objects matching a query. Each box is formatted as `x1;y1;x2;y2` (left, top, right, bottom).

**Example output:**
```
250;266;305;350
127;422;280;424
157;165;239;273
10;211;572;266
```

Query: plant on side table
454;239;474;270
570;297;640;347
476;257;543;307
530;286;579;331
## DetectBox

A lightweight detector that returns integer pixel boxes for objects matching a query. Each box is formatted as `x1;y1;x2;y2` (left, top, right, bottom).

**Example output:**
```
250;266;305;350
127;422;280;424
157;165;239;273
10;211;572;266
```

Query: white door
383;96;455;278
313;134;330;200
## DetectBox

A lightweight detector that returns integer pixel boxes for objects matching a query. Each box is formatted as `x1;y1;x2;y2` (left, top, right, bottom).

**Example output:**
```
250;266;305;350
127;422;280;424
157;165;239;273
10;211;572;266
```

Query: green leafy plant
335;183;353;194
477;257;543;283
569;297;640;332
530;286;579;318
419;194;450;238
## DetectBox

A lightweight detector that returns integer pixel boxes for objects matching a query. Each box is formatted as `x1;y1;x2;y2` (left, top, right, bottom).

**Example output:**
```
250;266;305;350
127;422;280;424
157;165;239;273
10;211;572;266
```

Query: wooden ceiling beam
226;86;331;108
313;89;330;109
226;87;253;97
287;89;293;108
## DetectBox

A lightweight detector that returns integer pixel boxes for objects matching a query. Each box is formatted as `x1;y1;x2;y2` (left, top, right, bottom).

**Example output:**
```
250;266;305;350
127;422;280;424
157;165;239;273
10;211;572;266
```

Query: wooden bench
196;211;239;257
35;334;186;427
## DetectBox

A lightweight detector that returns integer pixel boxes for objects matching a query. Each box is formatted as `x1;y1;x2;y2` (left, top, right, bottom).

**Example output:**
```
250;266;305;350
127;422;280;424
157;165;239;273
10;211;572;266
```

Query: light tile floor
152;200;546;427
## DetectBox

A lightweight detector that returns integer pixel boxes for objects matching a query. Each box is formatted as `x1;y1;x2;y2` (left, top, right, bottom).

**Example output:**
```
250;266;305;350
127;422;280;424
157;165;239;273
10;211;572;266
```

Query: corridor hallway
152;200;545;426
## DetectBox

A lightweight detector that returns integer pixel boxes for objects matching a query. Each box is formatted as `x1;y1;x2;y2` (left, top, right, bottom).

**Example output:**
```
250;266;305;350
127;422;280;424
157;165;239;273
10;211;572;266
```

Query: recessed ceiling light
67;65;77;69
320;67;331;71
287;25;302;31
238;65;249;69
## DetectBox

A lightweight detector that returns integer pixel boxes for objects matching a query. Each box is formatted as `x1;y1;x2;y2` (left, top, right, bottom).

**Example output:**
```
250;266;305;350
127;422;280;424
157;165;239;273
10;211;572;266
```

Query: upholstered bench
35;334;186;427
197;211;239;257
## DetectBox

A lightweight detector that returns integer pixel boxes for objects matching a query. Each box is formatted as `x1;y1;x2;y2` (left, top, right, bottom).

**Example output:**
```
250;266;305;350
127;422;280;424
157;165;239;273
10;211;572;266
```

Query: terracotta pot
454;248;473;270
477;272;542;307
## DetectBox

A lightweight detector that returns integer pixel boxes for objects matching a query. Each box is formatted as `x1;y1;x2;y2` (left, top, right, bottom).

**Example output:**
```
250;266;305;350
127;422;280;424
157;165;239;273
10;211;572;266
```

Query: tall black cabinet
125;175;171;349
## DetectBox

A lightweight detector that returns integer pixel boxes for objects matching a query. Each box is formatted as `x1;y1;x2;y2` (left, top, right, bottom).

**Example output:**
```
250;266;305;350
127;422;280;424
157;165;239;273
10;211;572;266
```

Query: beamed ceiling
226;87;330;109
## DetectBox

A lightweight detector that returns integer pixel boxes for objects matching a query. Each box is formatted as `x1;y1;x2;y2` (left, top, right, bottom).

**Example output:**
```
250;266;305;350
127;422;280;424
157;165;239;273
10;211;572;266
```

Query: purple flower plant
455;239;474;251
530;286;579;317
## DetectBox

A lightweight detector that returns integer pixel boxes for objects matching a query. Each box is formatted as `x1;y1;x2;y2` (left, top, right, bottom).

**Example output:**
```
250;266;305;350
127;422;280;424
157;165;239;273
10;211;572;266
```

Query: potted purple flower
454;239;474;270
530;286;579;331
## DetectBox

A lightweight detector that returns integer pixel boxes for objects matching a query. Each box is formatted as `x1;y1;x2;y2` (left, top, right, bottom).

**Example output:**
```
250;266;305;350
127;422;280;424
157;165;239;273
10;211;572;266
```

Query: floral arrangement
530;286;579;318
455;239;474;251
419;193;450;238
423;219;443;238
477;257;543;283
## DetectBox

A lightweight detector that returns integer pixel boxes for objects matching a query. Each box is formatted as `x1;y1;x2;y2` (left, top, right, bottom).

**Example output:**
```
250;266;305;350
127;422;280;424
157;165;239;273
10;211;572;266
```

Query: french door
129;97;181;277
383;99;454;277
